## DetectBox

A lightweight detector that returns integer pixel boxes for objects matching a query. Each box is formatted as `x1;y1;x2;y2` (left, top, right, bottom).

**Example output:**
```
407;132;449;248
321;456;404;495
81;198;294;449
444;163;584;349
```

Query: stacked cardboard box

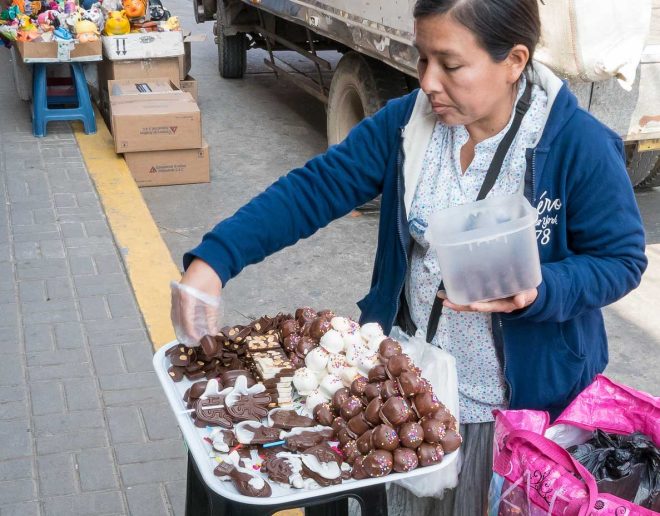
99;32;206;186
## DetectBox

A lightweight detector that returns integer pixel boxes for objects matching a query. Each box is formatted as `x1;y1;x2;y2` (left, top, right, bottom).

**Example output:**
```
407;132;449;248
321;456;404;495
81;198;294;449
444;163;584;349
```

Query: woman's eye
444;65;461;72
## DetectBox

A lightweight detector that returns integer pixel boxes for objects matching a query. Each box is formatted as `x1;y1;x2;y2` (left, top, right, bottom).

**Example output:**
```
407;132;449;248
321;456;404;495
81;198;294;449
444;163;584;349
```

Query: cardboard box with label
124;140;210;187
179;75;198;102
109;79;202;153
102;31;184;61
99;57;181;87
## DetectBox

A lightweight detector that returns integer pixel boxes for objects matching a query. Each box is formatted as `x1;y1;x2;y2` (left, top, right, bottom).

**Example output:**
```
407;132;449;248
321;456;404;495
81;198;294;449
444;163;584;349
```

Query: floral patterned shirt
406;75;548;423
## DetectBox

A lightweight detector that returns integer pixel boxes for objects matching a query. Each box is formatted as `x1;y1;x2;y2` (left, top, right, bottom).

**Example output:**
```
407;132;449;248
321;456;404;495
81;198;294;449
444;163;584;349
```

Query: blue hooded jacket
185;67;647;418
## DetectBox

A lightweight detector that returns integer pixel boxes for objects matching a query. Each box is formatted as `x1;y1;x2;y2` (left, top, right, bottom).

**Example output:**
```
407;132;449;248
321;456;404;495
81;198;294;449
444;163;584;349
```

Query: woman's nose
419;64;444;96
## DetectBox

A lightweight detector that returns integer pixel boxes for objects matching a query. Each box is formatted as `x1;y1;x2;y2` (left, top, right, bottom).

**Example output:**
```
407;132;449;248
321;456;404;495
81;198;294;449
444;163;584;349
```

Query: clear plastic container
426;194;541;305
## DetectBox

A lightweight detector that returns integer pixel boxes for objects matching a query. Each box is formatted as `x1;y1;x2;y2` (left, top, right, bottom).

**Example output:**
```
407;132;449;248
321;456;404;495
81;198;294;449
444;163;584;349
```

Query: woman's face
414;13;524;128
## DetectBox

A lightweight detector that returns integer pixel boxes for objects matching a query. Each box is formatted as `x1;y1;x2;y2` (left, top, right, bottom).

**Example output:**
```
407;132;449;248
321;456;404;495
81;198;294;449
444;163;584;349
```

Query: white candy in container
427;194;542;305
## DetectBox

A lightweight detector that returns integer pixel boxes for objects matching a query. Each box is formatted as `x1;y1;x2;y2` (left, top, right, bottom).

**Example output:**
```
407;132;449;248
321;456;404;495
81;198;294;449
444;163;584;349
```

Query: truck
192;0;660;188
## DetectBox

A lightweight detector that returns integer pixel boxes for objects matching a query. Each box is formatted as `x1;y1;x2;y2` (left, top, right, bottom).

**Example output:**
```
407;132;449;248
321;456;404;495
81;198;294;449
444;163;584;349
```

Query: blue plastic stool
32;62;96;137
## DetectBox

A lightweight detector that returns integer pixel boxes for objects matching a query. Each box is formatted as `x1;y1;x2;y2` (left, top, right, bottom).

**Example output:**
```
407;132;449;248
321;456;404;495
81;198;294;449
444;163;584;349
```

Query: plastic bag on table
389;326;462;498
170;281;224;346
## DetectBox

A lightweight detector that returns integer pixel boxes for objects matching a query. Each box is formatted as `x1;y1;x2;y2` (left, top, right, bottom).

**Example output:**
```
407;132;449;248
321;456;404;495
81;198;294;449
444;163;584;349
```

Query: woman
171;0;647;512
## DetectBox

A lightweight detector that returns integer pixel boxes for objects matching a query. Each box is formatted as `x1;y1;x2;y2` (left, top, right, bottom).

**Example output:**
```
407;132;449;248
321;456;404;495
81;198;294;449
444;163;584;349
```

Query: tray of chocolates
153;308;461;505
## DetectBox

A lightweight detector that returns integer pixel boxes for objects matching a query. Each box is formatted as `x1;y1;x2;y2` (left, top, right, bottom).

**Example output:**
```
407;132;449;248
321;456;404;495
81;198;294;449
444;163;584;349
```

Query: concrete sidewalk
0;54;186;515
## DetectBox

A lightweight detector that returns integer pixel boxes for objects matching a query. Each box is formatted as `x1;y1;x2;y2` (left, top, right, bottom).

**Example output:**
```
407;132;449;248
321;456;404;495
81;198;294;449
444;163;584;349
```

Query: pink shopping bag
488;375;660;515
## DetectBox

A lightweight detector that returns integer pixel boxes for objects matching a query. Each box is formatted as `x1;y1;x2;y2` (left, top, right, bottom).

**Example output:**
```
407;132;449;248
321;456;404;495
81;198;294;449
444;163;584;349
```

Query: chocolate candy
261;454;303;488
340;396;363;420
283;334;301;353
288;352;305;369
350;376;369;397
332;387;351;409
299;444;343;487
316;309;335;320
393;448;419;473
430;406;458;430
313;402;335;426
362;450;393;478
189;380;208;400
417;442;444;467
168;365;184;381
280;319;300;339
331;417;347;434
269;409;315;430
283;426;334;452
364;398;383;426
296;336;317;357
234;421;282;445
397;371;422;397
356;429;374;454
363;382;383;401
309;317;332;340
378;338;402;361
368;365;387;383
381;380;399;400
399;422;424;449
341;440;361;465
371;424;399;451
229;466;273;497
386;353;412;378
351;455;369;480
194;395;231;428
347;412;371;436
224;376;271;422
413;391;441;418
440;428;462;453
337;427;355;446
200;335;219;357
421;418;446;444
221;370;255;388
295;307;316;324
210;428;237;453
379;396;411;427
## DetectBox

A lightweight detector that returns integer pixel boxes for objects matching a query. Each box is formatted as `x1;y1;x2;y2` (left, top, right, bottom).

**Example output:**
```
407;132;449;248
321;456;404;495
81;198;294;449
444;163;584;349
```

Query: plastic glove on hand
170;281;223;346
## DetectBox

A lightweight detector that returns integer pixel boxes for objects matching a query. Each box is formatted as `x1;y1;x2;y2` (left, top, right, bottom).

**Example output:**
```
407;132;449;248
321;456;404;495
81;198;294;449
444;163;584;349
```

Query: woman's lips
432;103;452;114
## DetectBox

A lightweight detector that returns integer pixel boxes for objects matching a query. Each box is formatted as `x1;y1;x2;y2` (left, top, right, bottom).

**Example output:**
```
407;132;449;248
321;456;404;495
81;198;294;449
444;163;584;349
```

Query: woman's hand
440;288;538;314
170;258;223;345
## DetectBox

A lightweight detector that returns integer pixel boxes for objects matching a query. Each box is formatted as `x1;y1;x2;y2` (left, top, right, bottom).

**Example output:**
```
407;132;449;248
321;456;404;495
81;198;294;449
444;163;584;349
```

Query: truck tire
216;20;246;79
327;52;408;146
636;161;660;189
625;145;660;187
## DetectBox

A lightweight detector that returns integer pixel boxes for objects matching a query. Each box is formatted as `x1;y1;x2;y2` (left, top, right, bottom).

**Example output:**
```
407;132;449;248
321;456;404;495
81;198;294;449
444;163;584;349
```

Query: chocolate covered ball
398;422;424;449
368;364;387;383
340;396;363;420
296;336;317;357
352;455;369;480
393;448;419;473
288;352;305;369
371;424;399;451
332;387;351;409
417;442;444;467
381;379;399;400
386;354;413;377
331;416;347;434
421;418;446;443
347;412;371;436
364;398;383;426
351;376;369;397
378;338;402;360
413;391;441;418
397;371;422;397
341;440;361;465
296;307;316;324
314;402;335;426
430;406;457;429
379;396;411;427
362;450;393;478
337;428;355;446
440;428;462;453
280;320;300;339
363;382;383;401
283;334;301;353
309;317;332;341
419;377;433;393
356;429;374;454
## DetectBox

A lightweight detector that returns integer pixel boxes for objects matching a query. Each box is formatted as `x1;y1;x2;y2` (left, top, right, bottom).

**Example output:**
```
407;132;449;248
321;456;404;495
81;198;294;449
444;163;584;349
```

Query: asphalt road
140;0;660;396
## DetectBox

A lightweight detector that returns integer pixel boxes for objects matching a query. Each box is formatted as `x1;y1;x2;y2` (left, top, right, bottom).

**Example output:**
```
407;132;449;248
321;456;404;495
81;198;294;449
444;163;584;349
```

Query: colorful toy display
102;9;128;35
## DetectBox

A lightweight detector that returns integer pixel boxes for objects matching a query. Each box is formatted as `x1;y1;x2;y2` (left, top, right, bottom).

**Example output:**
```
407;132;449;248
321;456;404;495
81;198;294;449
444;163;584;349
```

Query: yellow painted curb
73;113;181;350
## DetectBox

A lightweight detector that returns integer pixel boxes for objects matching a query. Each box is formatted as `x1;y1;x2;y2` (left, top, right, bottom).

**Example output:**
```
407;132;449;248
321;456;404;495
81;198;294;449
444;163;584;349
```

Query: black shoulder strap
425;82;532;344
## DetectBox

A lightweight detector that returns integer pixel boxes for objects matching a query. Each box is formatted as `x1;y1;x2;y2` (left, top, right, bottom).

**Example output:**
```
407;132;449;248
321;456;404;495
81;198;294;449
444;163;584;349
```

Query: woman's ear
506;44;530;83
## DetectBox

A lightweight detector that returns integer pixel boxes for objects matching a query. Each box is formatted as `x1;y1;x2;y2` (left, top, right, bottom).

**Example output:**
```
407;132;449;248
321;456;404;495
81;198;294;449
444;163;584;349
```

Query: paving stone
125;483;170;516
63;378;101;411
164;480;186;516
30;381;66;416
68;256;96;276
114;440;185;465
22;323;55;352
26;348;86;367
33;409;105;437
45;277;75;300
0;479;37;505
141;404;181;441
28;362;91;382
76;448;119;491
0;385;29;420
106;406;146;444
79;296;111;321
0;353;25;386
42;490;125;516
0;501;40;516
121;341;155;373
103;387;165;407
120;458;186;486
84;220;111;238
0;457;33;482
93;253;123;274
22;302;80;324
17;280;47;303
14;241;40;260
0;419;32;460
39;240;66;259
89;346;126;375
99;372;159;391
59;222;85;238
85;327;149;347
0;301;18;326
37;452;77;497
52;322;86;349
36;429;109;456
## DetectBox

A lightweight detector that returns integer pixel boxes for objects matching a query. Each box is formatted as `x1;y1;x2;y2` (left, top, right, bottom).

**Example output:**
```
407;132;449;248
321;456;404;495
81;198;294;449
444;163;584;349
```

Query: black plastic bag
568;430;660;509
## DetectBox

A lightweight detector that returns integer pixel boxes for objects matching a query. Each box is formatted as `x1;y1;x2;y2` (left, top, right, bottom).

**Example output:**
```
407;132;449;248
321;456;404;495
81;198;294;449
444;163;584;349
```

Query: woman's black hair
413;0;540;66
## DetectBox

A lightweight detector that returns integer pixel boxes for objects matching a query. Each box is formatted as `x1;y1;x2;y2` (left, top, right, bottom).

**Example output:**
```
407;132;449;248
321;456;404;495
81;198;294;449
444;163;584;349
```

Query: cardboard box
99;57;181;87
102;31;184;61
179;75;198;102
109;79;202;153
16;39;101;63
178;33;205;80
124;141;210;186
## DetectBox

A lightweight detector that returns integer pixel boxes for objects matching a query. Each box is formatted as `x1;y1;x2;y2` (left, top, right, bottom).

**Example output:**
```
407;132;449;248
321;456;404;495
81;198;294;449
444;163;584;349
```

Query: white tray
153;340;459;506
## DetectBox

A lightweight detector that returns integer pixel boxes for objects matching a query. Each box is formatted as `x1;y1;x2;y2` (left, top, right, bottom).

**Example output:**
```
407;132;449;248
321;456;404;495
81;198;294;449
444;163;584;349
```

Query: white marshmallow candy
366;335;387;353
305;346;329;372
319;330;344;354
319;374;344;397
342;331;362;350
357;353;380;376
344;340;370;367
305;388;330;413
330;316;351;333
326;353;350;377
360;322;384;343
293;367;320;396
340;367;363;388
